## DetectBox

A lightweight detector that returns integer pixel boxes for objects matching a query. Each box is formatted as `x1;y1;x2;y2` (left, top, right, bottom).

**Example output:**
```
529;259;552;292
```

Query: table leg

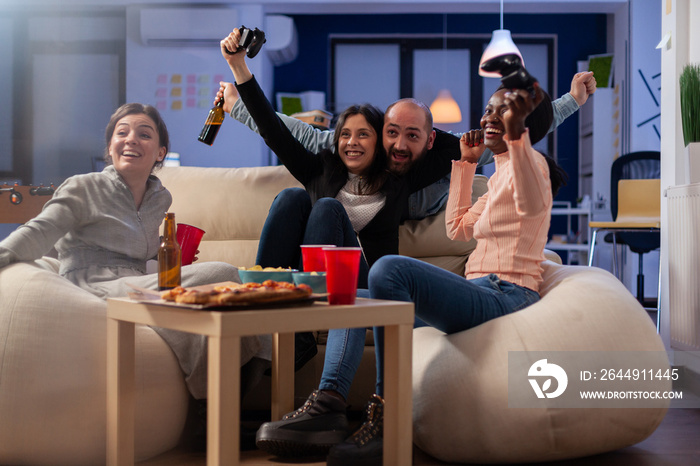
271;332;295;420
382;323;413;466
106;318;135;466
207;336;240;466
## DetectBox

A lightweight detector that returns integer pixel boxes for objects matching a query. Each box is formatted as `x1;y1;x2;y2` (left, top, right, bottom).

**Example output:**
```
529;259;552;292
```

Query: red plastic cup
323;247;361;305
176;223;205;266
300;244;336;272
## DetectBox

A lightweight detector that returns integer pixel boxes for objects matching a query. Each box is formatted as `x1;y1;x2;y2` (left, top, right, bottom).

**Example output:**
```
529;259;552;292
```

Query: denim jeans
255;187;369;288
257;188;372;398
368;255;540;396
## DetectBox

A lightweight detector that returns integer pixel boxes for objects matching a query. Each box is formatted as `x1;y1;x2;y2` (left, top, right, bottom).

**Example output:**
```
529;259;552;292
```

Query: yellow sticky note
170;87;182;97
171;100;182;110
171;74;182;84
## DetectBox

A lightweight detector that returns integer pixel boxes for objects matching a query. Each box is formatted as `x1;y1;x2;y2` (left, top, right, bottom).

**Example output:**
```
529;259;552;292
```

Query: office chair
588;151;661;317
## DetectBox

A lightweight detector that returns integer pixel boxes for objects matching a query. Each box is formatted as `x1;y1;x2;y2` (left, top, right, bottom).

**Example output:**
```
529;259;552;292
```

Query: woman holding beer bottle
0;103;265;404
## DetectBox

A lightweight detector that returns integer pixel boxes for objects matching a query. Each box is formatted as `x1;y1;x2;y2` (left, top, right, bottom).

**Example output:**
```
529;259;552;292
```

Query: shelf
551;207;590;215
546;242;589;251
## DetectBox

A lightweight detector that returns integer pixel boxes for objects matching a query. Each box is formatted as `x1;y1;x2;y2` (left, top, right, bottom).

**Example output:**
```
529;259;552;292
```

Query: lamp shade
430;89;462;124
479;29;524;78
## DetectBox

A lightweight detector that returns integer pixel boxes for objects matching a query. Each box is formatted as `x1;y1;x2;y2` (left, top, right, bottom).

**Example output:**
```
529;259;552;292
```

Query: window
331;35;556;163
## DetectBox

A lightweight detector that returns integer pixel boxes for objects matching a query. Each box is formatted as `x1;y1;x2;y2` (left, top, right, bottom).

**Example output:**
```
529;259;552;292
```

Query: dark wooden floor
142;408;700;465
449;409;700;466
529;408;700;466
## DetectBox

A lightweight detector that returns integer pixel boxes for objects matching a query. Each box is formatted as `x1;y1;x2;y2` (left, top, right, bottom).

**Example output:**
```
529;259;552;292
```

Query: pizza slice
160;280;312;307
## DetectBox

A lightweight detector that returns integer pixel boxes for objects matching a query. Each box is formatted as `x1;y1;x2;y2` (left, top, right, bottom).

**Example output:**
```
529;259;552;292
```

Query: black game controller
480;53;538;96
225;25;266;58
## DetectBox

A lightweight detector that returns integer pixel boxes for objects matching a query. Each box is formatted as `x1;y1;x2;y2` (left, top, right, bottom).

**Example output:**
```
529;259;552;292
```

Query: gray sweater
0;165;171;291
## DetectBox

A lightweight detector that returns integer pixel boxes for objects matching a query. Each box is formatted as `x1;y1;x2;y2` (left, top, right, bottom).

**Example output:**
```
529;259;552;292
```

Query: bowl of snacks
293;271;327;294
238;265;296;284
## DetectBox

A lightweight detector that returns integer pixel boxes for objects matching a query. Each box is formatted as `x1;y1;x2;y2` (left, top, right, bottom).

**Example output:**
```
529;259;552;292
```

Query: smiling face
337;113;378;175
480;88;510;155
382;100;435;176
108;113;167;179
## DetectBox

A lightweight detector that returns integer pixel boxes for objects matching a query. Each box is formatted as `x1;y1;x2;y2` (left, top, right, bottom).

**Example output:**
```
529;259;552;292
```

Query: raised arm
445;130;487;241
220;29;323;183
474;71;596;167
227;95;335;154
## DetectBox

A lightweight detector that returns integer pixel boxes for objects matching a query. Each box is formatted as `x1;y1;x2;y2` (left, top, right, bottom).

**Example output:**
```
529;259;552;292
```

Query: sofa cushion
158;165;303;268
412;261;668;463
158;165;488;274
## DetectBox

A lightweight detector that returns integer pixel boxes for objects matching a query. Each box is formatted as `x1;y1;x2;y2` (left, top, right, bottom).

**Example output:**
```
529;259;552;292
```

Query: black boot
326;394;384;466
255;389;348;458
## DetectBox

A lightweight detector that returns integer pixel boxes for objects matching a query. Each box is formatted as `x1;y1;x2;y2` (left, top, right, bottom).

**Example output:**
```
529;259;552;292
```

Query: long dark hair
330;103;387;194
544;154;568;197
103;103;170;169
497;84;567;196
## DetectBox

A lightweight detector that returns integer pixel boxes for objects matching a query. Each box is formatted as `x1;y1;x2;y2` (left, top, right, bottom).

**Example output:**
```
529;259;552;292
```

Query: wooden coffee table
106;297;414;466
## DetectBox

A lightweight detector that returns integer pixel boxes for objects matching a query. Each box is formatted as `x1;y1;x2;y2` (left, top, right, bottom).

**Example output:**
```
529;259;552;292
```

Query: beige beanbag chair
412;261;669;463
0;259;188;465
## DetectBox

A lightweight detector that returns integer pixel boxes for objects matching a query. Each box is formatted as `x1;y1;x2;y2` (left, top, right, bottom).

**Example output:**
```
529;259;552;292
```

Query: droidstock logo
528;359;568;399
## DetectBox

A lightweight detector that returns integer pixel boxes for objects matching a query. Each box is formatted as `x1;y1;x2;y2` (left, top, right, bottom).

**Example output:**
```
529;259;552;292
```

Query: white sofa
0;164;668;465
0;165;484;465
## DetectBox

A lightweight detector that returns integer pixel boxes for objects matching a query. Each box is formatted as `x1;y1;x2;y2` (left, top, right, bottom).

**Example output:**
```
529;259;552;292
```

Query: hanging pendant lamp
430;89;462;124
430;14;462;124
479;0;524;77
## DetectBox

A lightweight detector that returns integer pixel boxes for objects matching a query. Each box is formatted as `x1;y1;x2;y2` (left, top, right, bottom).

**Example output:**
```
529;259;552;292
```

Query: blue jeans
257;188;371;399
256;187;369;288
368;255;540;396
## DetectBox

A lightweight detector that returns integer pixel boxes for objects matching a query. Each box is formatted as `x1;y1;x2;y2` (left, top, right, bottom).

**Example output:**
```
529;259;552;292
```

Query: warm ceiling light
430;89;462;124
479;0;524;77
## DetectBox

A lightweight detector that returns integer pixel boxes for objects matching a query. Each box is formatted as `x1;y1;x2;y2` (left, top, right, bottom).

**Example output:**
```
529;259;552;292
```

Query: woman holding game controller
327;83;569;465
219;28;456;289
219;27;478;461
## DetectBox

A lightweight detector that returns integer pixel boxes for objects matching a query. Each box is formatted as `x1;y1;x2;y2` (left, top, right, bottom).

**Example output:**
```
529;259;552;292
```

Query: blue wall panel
272;13;608;207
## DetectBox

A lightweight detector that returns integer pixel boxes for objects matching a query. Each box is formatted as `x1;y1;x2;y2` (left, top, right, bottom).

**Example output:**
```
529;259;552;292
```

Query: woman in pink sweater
326;82;567;465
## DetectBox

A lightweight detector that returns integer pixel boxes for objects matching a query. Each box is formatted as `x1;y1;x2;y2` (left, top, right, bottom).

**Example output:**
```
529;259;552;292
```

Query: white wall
659;0;699;349
125;4;275;168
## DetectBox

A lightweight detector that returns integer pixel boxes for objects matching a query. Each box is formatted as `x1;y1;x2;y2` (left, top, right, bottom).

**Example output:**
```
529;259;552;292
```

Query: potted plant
680;63;700;183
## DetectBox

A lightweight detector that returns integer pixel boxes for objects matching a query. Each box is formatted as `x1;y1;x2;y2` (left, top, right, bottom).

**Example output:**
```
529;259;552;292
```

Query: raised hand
569;71;597;106
220;28;253;85
214;82;238;114
220;28;244;63
459;129;485;164
502;84;544;141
